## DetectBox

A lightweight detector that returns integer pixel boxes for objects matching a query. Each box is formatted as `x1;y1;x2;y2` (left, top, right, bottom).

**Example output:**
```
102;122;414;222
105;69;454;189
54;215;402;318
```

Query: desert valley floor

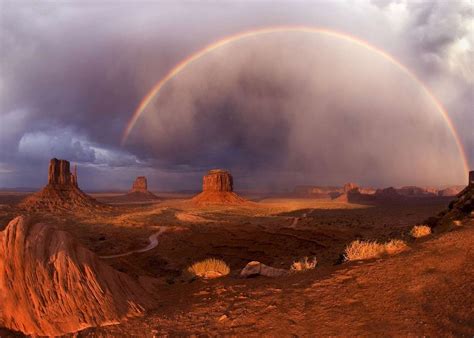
0;191;473;336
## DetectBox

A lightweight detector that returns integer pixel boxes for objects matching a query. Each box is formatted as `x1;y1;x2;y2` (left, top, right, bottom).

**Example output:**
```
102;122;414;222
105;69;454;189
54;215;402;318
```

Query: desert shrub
186;258;230;279
410;225;432;238
344;239;407;261
290;256;317;272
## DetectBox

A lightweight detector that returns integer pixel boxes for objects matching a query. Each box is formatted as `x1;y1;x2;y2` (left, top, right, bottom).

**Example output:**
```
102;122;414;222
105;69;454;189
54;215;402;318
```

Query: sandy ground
0;191;472;336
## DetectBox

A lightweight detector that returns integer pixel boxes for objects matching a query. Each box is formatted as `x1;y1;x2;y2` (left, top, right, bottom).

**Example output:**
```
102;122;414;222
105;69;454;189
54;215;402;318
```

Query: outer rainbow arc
122;26;469;177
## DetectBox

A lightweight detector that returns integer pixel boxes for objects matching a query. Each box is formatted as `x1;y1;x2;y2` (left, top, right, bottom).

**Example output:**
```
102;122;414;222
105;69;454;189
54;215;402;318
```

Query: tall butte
124;176;159;201
19;158;101;211
192;169;246;205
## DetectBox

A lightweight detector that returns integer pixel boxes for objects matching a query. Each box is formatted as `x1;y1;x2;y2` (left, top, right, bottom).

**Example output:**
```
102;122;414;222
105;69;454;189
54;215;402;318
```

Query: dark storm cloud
0;1;472;190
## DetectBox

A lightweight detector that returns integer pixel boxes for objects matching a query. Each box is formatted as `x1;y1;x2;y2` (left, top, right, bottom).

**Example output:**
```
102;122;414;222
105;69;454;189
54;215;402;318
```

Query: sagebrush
344;239;407;261
410;225;431;238
186;258;230;279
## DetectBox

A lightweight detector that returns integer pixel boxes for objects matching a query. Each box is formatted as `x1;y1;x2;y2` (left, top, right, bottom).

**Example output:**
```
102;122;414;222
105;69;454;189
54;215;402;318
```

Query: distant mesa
124;176;159;201
343;182;359;193
192;169;247;205
19;158;101;211
0;216;152;336
438;186;464;197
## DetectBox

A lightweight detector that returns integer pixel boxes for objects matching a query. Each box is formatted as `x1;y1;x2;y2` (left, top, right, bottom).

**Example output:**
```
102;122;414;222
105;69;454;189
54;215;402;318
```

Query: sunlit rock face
192;169;246;205
128;33;467;189
203;169;233;192
0;216;152;336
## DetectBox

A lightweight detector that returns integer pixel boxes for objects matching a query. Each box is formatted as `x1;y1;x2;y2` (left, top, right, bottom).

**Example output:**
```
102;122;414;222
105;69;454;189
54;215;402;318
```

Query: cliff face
202;169;233;192
131;176;148;193
0;216;152;336
19;158;101;211
48;158;78;187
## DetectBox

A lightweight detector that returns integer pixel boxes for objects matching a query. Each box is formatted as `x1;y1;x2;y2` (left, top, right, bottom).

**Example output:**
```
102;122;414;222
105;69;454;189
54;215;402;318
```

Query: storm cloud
0;1;472;190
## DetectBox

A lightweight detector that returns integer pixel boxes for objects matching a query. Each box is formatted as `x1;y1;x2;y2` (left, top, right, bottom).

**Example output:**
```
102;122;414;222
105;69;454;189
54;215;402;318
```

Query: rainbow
122;26;469;176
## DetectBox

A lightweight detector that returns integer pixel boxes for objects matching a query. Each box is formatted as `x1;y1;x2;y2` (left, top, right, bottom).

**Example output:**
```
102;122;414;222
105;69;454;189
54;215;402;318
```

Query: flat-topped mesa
202;169;233;192
122;176;159;201
131;176;148;193
192;169;246;205
48;158;78;187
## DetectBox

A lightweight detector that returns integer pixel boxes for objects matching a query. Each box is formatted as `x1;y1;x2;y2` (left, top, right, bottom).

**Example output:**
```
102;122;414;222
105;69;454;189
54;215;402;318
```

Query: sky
0;0;472;191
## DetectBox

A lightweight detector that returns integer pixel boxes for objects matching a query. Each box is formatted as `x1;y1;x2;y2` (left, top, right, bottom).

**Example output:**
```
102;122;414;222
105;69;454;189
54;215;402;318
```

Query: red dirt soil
81;224;474;336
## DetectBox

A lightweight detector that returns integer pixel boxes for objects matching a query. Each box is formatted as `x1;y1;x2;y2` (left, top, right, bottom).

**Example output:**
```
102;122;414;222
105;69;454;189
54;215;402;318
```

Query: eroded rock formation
19;158;101;211
131;176;148;193
429;171;474;230
240;261;289;278
192;169;246;205
124;176;159;201
203;169;233;192
0;216;152;336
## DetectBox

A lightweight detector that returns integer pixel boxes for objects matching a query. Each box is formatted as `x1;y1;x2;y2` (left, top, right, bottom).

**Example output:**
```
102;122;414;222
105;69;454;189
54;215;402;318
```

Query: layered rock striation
0;216;152;336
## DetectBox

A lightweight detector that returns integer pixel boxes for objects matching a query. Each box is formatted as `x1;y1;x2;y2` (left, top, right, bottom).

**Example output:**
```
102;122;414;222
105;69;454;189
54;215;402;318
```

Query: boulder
0;216;152;336
240;261;289;278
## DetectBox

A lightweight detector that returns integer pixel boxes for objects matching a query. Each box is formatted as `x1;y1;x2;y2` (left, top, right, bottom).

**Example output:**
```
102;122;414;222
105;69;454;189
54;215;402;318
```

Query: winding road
100;227;166;259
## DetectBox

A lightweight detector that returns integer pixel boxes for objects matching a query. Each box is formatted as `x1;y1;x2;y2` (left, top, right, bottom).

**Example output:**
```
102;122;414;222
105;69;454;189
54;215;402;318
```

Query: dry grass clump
410;225;432;238
186;258;230;279
344;239;407;261
290;256;317;272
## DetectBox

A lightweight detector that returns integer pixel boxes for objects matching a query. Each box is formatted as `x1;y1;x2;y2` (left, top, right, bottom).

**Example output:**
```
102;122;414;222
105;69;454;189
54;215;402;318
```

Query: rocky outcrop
19;158;101;211
240;261;289;278
0;216;152;336
429;171;474;230
192;169;246;205
125;176;159;201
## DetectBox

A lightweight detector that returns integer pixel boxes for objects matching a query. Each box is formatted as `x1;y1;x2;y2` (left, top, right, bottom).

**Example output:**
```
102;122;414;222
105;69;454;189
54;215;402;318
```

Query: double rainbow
122;26;469;176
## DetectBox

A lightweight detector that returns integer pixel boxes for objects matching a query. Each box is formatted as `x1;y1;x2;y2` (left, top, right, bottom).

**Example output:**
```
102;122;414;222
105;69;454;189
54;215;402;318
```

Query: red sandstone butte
125;176;159;201
192;169;246;205
19;158;101;211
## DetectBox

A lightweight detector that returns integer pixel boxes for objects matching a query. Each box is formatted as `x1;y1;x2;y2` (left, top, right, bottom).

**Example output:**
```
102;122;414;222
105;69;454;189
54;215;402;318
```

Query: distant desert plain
0;159;472;336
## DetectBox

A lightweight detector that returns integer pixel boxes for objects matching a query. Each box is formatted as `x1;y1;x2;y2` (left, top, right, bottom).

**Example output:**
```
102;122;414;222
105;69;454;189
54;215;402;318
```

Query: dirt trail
100;227;166;259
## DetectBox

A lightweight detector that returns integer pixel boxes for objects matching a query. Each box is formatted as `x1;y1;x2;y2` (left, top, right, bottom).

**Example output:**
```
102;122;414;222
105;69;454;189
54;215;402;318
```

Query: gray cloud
0;1;472;190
